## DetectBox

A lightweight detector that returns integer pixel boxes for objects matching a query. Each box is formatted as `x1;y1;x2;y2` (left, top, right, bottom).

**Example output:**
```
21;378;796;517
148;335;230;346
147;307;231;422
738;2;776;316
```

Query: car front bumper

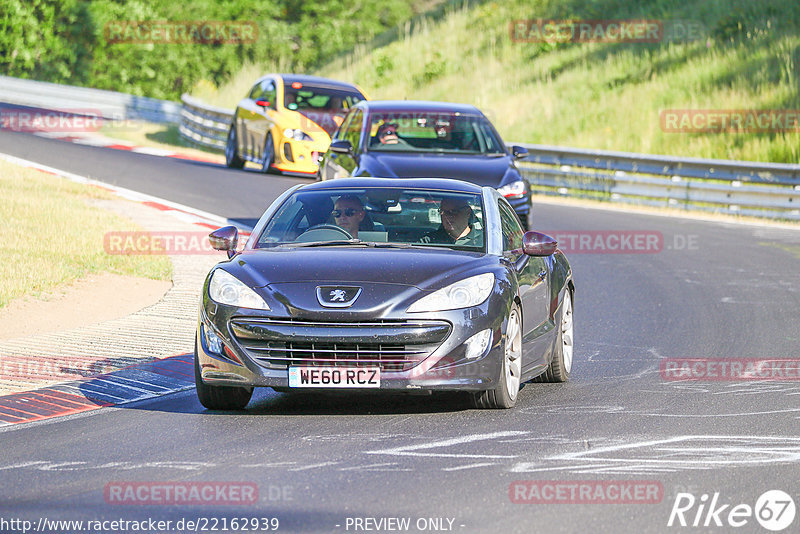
272;137;328;175
196;301;509;393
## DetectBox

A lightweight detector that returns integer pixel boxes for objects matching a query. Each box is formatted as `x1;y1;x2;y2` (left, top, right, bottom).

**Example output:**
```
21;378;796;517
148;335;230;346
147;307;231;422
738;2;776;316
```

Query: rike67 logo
668;490;796;531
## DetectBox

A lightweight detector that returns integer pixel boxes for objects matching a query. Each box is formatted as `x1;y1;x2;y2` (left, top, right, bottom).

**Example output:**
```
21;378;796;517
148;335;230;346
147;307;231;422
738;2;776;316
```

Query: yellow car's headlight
283;128;313;142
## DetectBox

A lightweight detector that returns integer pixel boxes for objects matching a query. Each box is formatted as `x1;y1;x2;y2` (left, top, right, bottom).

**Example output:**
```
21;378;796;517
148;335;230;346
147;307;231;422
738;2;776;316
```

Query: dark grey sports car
195;178;574;410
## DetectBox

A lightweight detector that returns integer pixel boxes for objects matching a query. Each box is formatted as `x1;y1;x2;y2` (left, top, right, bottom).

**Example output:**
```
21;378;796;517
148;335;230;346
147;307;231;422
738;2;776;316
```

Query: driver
331;195;366;238
374;122;410;147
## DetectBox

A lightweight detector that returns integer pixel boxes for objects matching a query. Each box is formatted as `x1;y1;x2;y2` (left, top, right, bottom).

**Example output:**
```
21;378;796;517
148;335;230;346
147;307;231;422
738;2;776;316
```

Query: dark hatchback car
195;178;574;411
317;101;533;228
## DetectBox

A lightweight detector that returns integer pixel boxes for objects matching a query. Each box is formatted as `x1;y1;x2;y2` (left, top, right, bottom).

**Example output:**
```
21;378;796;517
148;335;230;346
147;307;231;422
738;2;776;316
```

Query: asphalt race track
2;130;799;533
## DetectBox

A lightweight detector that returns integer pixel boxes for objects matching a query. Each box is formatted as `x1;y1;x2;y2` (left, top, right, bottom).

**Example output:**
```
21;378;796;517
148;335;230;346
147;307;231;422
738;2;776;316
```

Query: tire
194;340;253;410
534;289;573;383
225;126;245;169
260;133;274;174
471;304;523;409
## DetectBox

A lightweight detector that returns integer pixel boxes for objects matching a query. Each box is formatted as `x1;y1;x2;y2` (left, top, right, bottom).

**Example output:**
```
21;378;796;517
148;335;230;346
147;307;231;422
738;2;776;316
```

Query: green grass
308;0;800;163
0;160;172;308
99;120;224;160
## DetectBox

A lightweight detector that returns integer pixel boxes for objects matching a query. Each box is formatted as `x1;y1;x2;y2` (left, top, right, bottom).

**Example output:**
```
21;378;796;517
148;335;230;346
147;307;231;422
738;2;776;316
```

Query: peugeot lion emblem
316;286;362;308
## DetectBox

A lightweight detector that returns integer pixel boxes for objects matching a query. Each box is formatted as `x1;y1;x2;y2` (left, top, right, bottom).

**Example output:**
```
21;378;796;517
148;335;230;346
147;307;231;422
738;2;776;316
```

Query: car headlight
497;180;526;199
208;269;270;310
407;273;495;312
283;128;313;142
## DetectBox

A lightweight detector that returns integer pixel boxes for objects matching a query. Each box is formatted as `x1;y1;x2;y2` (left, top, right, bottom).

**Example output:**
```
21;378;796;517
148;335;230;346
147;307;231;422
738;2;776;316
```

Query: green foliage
0;0;94;85
318;0;800;162
1;0;420;100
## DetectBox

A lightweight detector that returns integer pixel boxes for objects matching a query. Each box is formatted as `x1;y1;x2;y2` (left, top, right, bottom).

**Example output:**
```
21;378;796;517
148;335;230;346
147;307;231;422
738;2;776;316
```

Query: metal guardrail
0;75;181;123
137;94;800;221
0;77;796;220
515;144;800;220
179;94;233;150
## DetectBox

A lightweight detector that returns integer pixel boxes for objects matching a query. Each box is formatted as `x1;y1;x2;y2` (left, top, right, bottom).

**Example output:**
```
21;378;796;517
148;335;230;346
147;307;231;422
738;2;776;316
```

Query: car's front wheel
472;304;522;409
534;289;573;383
194;340;253;410
260;133;274;174
225;126;245;169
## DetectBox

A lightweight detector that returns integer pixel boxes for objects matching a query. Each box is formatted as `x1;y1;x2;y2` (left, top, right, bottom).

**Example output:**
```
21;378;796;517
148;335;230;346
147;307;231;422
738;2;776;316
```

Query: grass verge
0;160;172;308
309;0;800;163
99;120;225;162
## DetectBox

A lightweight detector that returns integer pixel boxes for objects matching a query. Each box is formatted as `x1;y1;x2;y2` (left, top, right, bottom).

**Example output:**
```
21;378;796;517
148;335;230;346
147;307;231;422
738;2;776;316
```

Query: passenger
284;91;298;110
420;197;481;246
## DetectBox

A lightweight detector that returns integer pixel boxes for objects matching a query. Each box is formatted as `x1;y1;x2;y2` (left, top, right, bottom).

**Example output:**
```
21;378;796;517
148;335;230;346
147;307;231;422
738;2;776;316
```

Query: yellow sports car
225;74;367;176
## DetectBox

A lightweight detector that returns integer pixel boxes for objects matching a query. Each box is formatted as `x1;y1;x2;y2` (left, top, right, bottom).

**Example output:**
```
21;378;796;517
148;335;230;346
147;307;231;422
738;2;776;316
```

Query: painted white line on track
441;462;497;471
365;430;529;459
0;151;250;231
71;137;116;147
288;461;339;472
532;194;800;230
131;146;176;156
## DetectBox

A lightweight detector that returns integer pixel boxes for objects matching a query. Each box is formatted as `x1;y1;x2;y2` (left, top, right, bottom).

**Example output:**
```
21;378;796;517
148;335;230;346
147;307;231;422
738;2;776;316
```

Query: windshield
283;84;364;135
256;187;486;252
283;85;364;112
366;112;506;155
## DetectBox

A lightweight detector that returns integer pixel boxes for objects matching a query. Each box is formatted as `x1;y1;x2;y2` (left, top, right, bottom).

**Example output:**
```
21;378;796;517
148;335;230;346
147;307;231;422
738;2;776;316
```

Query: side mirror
329;139;353;155
255;99;271;108
522;231;557;256
512;145;529;159
209;226;239;259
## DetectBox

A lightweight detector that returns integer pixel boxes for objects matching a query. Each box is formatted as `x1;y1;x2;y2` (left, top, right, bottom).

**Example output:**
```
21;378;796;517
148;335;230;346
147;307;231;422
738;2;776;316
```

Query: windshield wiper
369;242;430;249
280;240;431;249
281;239;367;248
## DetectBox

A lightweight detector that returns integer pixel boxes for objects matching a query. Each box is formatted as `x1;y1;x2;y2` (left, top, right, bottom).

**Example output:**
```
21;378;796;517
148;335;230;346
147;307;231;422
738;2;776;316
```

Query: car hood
227;247;490;289
361;153;513;186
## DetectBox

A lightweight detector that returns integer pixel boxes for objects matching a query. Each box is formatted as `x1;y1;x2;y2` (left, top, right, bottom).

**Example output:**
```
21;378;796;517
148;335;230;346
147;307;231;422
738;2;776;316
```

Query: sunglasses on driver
332;208;363;218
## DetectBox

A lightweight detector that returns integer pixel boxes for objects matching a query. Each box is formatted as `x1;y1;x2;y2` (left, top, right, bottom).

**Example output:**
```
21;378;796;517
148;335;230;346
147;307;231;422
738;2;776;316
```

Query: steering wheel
296;224;353;242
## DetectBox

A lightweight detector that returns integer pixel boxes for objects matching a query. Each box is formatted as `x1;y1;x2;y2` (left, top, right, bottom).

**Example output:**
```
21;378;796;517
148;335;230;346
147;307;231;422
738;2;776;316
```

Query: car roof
261;74;362;92
298;177;485;194
354;100;484;115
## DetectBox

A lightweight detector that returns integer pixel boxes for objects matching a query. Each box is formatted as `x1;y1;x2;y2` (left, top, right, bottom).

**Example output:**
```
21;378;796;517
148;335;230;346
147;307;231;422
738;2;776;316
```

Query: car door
498;199;550;374
249;78;277;160
321;109;354;179
331;108;363;177
235;82;262;157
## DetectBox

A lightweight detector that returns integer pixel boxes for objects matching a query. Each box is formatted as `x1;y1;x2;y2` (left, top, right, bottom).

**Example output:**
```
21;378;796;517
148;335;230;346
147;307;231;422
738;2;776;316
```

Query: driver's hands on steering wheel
295;224;353;243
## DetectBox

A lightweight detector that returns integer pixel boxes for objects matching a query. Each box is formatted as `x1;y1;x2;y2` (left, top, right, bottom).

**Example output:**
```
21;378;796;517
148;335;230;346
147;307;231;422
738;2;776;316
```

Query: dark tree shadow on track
117;386;486;416
117;381;559;417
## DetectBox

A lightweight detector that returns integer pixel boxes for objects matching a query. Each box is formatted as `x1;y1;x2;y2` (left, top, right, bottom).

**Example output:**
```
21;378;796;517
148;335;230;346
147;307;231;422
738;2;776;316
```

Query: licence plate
288;366;380;388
